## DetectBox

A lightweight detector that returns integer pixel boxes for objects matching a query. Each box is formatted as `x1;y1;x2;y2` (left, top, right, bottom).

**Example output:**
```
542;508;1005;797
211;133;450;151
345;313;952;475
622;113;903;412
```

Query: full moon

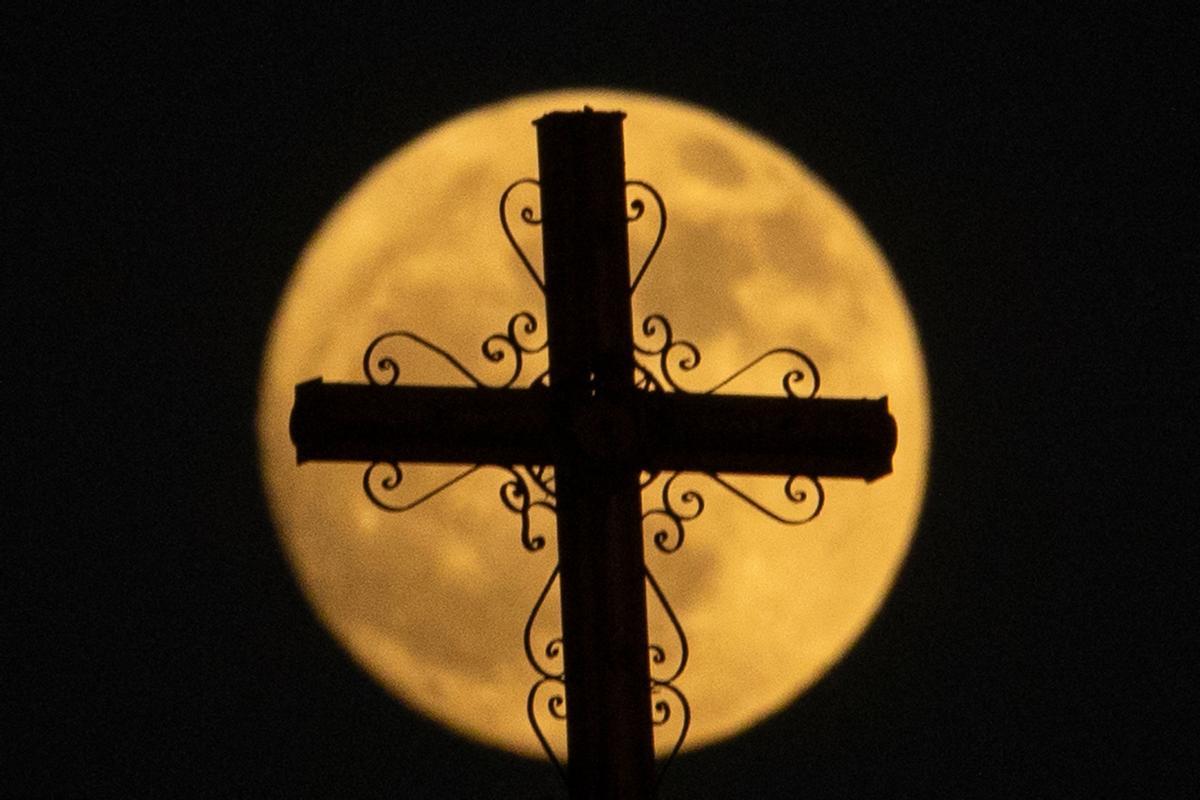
258;90;929;759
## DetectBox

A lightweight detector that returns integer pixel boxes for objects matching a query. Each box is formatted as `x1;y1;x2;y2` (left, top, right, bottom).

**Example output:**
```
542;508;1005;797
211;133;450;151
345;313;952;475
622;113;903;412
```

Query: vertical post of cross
534;110;656;798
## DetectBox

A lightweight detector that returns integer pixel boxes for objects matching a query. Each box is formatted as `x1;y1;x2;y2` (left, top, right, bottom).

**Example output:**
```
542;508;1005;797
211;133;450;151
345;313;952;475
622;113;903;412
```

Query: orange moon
257;89;929;758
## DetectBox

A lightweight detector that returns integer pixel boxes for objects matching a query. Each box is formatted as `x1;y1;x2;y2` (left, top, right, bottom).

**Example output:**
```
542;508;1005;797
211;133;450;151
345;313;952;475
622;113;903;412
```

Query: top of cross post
533;107;627;128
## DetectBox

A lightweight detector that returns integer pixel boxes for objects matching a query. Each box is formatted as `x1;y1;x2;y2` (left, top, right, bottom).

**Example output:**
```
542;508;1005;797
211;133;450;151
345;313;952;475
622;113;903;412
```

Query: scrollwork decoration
363;330;484;387
363;311;546;390
704;472;825;526
634;314;701;394
362;463;482;512
500;178;544;292
498;466;557;553
527;676;568;782
640;470;825;532
525;565;564;680
633;313;820;398
641;471;704;555
480;310;548;388
641;492;691;783
361;462;558;553
626;180;666;293
645;567;688;685
650;681;690;789
705;347;821;399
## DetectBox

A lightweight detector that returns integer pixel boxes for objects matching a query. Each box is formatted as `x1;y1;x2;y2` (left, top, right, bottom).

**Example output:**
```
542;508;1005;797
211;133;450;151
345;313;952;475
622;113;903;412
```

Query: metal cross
289;109;896;799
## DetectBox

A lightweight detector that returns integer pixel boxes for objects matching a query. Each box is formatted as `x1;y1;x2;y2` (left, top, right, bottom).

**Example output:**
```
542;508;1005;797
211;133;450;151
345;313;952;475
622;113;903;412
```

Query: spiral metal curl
645;567;689;685
524;565;564;680
634;313;820;398
641;472;705;554
626;180;666;293
500;178;544;292
640;460;692;786
361;463;561;547
363;311;546;390
498;467;557;553
479;310;548;388
527;677;568;782
363;330;484;387
705;471;825;525
634;314;702;394
362;463;481;512
650;681;691;789
704;347;821;399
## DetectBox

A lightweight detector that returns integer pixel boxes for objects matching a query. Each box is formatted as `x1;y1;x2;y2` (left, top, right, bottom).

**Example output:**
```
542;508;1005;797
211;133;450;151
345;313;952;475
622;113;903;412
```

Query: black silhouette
289;109;896;800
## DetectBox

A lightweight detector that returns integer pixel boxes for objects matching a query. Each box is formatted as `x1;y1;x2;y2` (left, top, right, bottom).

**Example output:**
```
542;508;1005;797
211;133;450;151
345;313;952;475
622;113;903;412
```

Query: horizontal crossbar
291;379;896;481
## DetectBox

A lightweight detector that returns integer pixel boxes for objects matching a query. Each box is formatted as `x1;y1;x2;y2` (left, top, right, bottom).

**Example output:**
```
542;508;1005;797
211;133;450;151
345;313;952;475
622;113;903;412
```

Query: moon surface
258;89;929;759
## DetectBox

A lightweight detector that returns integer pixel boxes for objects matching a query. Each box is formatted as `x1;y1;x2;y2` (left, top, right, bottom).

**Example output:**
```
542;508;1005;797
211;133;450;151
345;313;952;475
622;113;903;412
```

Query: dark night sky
9;5;1195;797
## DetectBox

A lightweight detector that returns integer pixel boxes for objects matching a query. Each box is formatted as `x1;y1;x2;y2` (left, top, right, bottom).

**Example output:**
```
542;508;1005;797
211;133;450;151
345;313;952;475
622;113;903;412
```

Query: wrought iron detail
363;329;476;387
482;311;549;387
636;469;820;785
708;347;821;398
363;311;546;390
500;178;544;292
642;472;704;555
498;466;557;553
644;558;690;789
650;681;691;790
528;676;568;782
706;471;825;526
642;470;825;531
502;461;564;780
626;180;666;294
645;568;688;686
524;565;564;679
634;313;820;398
361;462;558;554
362;462;482;513
641;475;690;788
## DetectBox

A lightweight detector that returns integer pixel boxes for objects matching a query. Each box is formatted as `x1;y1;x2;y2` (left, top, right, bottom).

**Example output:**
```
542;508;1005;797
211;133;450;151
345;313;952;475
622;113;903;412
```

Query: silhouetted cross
289;110;896;800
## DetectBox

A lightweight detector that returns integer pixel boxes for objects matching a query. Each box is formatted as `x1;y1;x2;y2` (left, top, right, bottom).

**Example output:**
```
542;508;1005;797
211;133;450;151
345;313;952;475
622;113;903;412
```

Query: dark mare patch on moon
677;134;747;188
